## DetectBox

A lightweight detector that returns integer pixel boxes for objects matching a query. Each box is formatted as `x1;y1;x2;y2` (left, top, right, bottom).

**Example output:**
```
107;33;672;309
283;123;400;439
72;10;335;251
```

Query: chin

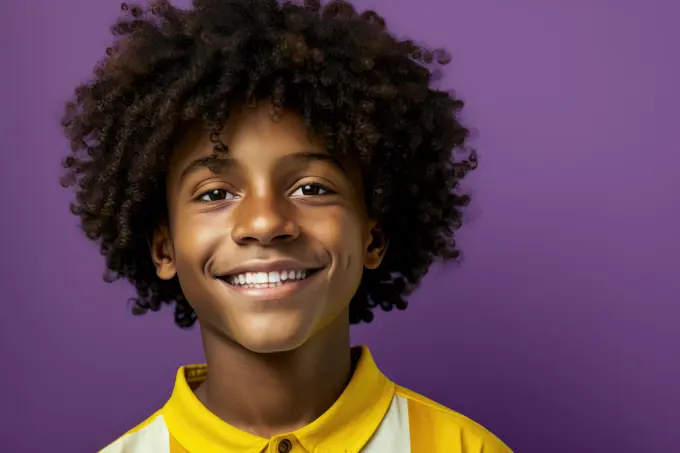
232;312;317;354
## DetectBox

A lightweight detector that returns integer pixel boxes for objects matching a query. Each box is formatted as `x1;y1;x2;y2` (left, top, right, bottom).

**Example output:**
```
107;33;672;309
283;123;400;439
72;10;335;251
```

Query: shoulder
395;385;513;453
98;411;171;453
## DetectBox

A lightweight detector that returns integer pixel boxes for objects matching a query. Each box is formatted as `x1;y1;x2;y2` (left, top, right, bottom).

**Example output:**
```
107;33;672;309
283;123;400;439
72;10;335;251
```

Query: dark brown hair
61;0;477;328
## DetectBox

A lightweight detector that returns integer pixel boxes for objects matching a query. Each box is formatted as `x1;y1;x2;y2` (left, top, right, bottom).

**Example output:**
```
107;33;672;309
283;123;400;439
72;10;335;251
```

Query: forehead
167;103;323;176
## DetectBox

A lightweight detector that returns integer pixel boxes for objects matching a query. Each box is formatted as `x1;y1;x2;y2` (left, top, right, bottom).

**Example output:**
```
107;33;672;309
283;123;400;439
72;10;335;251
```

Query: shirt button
277;438;292;453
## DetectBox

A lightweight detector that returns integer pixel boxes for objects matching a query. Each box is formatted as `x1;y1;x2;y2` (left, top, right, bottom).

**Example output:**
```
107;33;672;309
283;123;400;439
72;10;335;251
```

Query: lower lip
218;269;323;301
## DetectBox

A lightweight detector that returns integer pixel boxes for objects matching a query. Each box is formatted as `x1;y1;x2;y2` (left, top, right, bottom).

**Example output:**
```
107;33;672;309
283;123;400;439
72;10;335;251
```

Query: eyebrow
178;150;347;183
179;154;235;183
280;151;347;175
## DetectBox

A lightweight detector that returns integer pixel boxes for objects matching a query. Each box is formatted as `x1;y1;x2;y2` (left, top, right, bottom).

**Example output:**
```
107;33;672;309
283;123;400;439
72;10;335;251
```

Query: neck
195;314;354;438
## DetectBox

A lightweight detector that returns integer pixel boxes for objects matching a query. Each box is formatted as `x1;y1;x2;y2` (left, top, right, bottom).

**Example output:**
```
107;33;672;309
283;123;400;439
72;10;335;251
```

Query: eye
291;183;333;197
197;188;235;202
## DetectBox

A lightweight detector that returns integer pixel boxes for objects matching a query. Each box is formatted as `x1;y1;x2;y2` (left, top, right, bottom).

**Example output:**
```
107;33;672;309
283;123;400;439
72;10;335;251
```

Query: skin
150;102;387;437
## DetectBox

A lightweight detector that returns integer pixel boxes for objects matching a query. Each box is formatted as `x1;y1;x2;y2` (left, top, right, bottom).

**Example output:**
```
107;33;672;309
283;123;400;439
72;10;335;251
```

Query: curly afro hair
60;0;477;328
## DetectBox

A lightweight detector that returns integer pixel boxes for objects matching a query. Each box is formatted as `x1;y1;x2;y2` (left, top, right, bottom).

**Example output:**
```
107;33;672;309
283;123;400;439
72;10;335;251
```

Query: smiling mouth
218;268;324;289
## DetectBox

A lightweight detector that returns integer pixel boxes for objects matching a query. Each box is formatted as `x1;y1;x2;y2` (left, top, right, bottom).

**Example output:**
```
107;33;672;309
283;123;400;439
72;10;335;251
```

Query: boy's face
152;103;385;353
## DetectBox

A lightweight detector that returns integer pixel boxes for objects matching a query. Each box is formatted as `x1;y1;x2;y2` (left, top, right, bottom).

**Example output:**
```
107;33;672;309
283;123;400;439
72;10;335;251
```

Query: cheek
171;211;227;273
304;206;367;270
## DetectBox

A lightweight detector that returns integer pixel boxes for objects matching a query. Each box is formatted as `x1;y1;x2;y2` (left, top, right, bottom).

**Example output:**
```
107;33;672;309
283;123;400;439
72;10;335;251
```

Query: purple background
1;0;678;451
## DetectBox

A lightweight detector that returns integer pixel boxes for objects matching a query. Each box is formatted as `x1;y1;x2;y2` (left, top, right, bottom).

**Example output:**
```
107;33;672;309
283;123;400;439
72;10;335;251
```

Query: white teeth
225;269;312;287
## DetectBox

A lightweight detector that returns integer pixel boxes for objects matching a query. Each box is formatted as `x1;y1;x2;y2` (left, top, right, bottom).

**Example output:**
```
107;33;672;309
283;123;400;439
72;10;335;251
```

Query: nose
230;193;300;246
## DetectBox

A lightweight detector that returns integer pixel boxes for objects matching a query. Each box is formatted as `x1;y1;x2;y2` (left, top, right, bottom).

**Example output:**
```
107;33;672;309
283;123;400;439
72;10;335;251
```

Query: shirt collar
162;346;395;453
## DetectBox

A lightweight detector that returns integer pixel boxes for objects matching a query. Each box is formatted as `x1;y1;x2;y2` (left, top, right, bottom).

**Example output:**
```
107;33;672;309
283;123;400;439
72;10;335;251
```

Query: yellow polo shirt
100;347;512;452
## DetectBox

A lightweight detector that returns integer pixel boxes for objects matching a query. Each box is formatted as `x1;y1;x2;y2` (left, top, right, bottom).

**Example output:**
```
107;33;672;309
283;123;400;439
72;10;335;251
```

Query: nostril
231;218;300;245
236;233;296;245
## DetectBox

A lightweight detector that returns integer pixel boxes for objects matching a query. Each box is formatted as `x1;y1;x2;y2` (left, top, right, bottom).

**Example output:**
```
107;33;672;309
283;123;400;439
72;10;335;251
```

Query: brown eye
292;183;332;197
197;189;234;202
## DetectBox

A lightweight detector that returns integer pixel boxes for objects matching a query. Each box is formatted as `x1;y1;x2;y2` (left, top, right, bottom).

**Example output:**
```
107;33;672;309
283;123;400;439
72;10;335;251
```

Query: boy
61;0;512;451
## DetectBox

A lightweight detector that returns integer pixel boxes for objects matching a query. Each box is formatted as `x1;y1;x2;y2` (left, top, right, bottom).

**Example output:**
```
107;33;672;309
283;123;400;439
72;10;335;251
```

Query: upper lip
218;259;323;277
